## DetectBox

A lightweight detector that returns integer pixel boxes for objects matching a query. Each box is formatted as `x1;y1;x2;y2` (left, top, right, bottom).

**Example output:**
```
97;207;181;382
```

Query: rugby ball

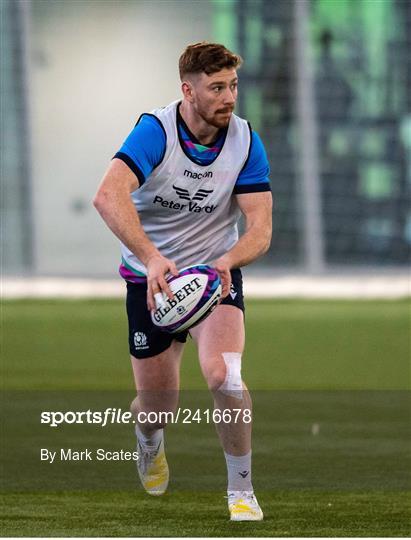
151;264;222;333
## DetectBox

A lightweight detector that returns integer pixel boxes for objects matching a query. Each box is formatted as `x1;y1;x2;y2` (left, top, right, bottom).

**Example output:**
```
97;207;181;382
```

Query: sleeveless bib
120;100;251;279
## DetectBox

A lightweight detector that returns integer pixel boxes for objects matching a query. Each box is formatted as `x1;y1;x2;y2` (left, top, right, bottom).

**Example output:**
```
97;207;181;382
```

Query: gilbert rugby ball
151;264;222;333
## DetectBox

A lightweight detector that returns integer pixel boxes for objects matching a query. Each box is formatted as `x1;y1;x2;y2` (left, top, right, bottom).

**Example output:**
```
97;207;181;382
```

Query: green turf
2;299;410;390
1;299;410;536
1;490;410;537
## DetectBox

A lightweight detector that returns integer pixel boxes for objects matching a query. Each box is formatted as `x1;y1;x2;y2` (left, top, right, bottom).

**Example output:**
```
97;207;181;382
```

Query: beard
196;104;234;128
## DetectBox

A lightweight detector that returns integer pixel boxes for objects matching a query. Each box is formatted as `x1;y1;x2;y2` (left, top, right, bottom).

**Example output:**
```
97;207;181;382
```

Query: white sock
224;450;253;493
135;423;163;449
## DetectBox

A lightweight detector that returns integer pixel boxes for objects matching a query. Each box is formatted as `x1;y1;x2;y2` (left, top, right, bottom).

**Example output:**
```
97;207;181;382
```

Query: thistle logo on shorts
152;185;217;214
134;331;148;350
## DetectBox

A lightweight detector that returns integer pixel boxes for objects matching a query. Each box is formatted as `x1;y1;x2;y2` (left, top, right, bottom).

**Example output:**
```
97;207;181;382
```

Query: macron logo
229;284;237;300
184;169;213;180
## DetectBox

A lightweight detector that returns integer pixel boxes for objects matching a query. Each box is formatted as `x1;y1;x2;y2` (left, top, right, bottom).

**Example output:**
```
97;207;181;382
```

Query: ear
181;80;195;103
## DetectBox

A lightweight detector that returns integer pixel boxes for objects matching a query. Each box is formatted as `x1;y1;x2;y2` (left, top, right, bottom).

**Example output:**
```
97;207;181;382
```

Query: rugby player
93;42;272;521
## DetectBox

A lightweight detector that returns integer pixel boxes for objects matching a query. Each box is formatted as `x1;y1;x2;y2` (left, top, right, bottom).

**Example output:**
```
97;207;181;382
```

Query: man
94;42;272;521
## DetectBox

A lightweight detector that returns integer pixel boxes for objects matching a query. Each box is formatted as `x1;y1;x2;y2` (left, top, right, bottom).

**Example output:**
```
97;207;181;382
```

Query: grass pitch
2;490;410;537
1;298;410;536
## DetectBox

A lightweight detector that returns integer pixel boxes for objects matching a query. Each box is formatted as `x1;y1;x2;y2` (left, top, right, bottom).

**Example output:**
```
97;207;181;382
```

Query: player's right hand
146;254;179;312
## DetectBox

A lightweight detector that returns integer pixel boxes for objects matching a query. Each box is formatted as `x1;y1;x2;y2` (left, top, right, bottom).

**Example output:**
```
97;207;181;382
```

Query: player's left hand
212;257;231;299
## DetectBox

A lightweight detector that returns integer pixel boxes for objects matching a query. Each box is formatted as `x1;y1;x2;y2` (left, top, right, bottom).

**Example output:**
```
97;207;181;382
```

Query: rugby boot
228;491;264;521
136;437;169;496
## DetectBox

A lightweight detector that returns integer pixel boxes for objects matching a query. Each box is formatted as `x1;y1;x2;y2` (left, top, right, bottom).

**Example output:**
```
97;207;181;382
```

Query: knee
206;365;227;392
205;352;243;398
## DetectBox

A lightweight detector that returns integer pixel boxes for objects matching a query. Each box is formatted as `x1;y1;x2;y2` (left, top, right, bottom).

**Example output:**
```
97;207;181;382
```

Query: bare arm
213;191;273;296
93;159;178;310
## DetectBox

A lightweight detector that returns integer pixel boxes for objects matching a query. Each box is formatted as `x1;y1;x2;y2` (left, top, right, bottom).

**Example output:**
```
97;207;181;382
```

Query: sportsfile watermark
40;407;252;427
3;390;409;492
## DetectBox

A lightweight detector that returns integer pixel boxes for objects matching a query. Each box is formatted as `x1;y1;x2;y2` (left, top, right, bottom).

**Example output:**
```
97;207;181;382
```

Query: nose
223;87;236;105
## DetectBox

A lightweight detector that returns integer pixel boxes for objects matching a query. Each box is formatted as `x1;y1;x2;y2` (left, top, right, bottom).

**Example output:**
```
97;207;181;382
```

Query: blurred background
2;0;411;278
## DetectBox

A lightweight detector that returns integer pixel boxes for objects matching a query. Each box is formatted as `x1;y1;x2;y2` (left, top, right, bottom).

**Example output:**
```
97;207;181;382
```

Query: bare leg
130;340;185;496
190;305;251;456
191;304;263;520
130;339;185;436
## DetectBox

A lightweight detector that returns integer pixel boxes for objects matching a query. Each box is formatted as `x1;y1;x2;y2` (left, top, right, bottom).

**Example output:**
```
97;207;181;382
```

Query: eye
230;83;238;90
213;86;222;93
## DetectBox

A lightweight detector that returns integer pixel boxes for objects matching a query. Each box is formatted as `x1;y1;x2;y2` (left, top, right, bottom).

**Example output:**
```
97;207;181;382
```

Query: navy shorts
126;268;245;359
